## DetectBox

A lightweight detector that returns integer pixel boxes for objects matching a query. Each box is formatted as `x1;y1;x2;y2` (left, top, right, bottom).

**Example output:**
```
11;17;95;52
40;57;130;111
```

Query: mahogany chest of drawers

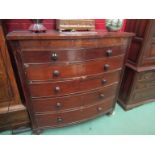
118;20;155;110
7;30;133;134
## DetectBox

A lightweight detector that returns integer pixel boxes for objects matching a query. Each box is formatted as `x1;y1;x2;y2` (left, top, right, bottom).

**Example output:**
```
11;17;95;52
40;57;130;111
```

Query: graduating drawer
32;84;117;113
29;71;120;98
21;45;127;63
24;55;124;81
35;97;114;128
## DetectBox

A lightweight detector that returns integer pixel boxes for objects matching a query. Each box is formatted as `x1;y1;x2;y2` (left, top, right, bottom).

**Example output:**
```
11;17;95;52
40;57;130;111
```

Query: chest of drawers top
7;30;134;40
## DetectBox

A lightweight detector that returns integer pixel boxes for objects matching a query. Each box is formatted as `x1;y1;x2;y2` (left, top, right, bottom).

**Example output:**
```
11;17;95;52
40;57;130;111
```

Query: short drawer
32;84;117;113
35;97;114;128
29;71;120;98
21;45;127;63
24;55;124;81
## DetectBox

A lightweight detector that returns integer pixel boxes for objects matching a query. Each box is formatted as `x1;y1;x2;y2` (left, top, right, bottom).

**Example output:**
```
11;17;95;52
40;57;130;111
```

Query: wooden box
56;19;95;32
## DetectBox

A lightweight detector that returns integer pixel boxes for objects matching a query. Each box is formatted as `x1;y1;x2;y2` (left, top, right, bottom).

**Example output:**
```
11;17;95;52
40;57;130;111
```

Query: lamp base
29;23;47;33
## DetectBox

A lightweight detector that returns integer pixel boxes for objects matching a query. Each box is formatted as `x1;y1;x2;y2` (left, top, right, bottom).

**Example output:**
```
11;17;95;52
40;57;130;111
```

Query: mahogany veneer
7;30;133;134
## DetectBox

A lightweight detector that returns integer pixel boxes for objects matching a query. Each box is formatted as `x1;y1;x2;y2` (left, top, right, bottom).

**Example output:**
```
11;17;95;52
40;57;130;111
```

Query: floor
1;102;155;135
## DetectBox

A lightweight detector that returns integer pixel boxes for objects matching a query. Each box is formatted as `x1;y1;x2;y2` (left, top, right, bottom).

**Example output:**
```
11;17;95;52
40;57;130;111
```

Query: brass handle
55;86;60;93
99;93;105;98
56;102;61;108
101;79;107;84
106;49;112;57
57;117;63;123
53;70;60;77
51;52;58;61
104;64;110;71
97;107;103;112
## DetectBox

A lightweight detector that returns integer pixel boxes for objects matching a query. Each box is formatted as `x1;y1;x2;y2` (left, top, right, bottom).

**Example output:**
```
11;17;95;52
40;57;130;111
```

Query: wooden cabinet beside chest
7;30;133;133
118;19;155;110
0;21;29;131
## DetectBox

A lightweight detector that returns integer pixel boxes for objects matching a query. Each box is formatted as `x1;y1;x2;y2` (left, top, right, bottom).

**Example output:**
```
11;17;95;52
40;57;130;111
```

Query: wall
5;19;126;32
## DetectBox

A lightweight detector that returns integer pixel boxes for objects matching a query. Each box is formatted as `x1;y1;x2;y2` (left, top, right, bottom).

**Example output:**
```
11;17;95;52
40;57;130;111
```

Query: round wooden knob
99;93;105;98
56;102;61;108
106;49;112;57
57;117;63;123
51;52;58;61
104;64;110;71
53;70;60;77
97;107;103;112
55;86;60;92
101;79;107;84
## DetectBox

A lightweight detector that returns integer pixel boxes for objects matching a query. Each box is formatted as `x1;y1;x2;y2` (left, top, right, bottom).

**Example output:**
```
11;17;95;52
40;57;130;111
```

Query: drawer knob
56;102;61;108
53;70;60;77
99;93;105;98
57;117;63;123
97;107;103;112
106;49;112;57
51;52;58;61
101;79;107;84
55;86;60;92
104;64;110;71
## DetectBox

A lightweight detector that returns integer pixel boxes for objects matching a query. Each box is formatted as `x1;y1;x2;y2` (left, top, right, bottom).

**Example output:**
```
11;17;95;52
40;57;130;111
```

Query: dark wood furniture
118;19;155;110
0;21;29;131
7;30;133;134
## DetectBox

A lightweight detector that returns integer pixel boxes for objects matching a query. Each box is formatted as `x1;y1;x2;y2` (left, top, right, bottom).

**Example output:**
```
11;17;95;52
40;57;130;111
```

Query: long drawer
24;55;124;81
19;37;129;49
29;71;120;98
35;97;114;128
32;84;117;113
21;45;127;63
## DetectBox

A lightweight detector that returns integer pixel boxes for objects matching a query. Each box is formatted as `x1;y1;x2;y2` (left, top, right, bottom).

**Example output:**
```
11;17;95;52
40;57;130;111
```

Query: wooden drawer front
135;80;155;90
29;71;120;98
25;55;124;81
32;84;117;113
21;45;127;63
19;38;128;49
131;87;155;103
35;97;114;128
138;70;155;81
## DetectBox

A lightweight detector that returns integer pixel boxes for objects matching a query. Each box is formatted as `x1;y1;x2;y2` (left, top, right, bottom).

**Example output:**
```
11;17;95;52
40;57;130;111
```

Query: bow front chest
7;30;133;134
